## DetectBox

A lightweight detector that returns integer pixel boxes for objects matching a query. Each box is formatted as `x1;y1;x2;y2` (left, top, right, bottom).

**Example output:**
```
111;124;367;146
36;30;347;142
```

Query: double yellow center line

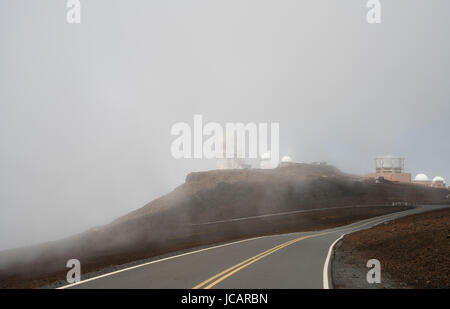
193;232;328;289
193;212;398;289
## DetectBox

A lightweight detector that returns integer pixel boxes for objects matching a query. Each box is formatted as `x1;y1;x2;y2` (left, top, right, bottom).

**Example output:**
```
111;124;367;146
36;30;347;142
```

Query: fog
1;0;449;250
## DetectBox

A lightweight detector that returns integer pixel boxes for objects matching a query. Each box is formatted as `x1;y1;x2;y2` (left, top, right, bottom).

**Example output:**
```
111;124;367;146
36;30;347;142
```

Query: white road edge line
59;206;427;289
323;234;345;289
321;209;419;289
58;236;265;289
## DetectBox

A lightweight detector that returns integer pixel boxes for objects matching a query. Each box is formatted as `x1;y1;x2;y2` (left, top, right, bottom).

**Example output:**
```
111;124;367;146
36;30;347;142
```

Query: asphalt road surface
62;205;449;289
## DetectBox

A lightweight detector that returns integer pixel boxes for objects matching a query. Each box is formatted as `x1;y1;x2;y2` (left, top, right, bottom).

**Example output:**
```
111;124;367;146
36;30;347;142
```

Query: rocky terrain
332;208;450;289
0;163;448;288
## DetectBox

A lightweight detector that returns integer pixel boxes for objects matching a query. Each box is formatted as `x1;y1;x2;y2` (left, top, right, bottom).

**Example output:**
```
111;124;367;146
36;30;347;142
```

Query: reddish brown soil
0;164;447;289
333;208;450;289
0;206;409;289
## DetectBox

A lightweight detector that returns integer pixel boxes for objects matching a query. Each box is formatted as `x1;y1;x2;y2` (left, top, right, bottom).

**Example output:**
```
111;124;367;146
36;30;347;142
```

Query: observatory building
367;156;447;188
281;156;292;163
411;174;447;188
412;173;432;186
368;156;411;183
260;152;277;169
278;155;294;167
216;140;245;170
431;176;446;188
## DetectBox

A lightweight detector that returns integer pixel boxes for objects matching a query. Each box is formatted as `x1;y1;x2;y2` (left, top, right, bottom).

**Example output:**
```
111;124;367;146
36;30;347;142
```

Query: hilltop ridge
0;163;448;288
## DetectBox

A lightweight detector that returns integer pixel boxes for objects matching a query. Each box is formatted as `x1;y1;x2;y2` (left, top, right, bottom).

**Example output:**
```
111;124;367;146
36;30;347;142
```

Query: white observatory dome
414;173;429;181
261;152;271;160
260;152;276;169
432;176;445;183
281;156;292;163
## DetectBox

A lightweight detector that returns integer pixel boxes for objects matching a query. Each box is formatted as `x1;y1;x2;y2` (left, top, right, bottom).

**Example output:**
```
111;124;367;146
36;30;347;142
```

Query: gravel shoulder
1;206;409;288
332;207;450;289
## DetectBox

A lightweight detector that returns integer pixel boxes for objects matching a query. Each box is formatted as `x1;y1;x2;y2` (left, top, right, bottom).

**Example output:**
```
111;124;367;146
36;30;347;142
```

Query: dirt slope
0;163;448;288
332;208;450;289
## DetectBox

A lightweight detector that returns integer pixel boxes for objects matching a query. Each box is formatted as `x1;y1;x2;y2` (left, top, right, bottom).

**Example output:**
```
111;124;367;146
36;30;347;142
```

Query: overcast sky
1;0;449;250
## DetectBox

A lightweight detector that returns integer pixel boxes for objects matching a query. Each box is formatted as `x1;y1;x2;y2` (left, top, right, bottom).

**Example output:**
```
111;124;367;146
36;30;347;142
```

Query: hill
0;163;448;288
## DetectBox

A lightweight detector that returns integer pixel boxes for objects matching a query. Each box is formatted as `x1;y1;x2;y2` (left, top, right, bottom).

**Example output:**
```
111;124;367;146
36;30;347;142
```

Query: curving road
61;205;449;289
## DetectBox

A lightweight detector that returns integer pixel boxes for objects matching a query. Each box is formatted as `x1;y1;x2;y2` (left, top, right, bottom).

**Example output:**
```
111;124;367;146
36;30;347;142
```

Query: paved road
63;205;449;289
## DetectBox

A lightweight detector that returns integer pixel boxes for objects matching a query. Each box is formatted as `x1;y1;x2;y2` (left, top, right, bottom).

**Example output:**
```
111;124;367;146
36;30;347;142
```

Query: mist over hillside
0;163;447;288
1;1;450;252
